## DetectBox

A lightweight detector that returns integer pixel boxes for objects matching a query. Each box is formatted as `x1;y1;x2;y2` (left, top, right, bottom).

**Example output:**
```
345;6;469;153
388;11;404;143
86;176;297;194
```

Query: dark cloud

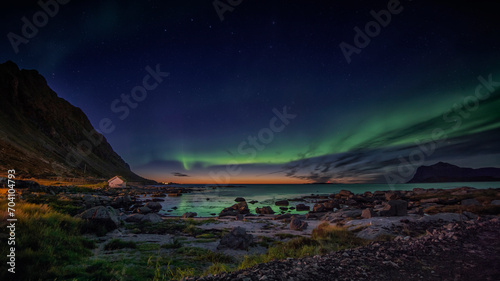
172;172;190;177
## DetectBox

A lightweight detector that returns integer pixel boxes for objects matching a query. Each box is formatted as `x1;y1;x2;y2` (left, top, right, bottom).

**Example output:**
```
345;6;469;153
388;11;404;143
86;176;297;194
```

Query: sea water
142;182;500;217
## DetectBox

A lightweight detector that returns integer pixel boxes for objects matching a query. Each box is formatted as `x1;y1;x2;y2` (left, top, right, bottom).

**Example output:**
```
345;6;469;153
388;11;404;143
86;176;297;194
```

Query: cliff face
0;61;150;182
408;162;500;183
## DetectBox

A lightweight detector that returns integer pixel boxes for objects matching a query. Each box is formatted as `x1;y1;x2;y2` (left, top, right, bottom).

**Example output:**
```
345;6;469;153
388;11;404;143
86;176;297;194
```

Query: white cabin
108;176;127;188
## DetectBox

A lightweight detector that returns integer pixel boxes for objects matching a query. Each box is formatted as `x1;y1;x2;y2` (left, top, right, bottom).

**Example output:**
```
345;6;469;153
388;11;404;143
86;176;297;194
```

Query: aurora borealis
1;1;499;184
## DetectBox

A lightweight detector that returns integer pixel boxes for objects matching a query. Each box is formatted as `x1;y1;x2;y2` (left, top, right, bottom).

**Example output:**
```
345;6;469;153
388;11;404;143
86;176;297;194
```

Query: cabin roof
108;176;127;183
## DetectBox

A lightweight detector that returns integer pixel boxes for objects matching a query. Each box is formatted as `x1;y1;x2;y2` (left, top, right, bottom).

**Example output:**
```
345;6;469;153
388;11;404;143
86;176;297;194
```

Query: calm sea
143;182;500;217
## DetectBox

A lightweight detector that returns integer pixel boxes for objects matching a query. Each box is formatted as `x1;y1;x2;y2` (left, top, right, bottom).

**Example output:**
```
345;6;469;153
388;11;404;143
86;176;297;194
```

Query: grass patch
275;233;298;239
24;194;83;215
196;233;217;239
238;223;367;270
191;238;217;243
0;200;93;280
104;239;137;251
161;238;183;249
176;247;234;263
203;263;233;276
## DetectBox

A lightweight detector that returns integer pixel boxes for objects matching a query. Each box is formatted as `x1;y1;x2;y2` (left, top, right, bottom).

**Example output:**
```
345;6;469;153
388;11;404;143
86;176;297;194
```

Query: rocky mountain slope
408;162;500;183
0;61;150;182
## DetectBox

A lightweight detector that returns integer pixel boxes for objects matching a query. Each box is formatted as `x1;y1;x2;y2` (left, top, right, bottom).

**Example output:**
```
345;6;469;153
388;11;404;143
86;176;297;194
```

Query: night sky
1;0;500;184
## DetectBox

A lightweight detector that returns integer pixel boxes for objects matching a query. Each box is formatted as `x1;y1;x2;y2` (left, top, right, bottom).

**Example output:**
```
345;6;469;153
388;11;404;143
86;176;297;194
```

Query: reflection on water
139;182;500;217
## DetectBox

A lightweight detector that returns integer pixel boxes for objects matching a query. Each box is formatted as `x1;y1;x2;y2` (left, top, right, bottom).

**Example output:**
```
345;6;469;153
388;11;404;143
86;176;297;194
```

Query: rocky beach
2;179;499;280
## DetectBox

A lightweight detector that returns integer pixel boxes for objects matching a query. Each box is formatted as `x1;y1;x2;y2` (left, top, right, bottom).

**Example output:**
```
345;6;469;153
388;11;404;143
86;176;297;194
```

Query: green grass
237;223;367;270
161;238;183;249
203;262;234;276
191;238;217;243
196;233;217;239
24;194;83;215
275;233;298;239
103;239;138;250
175;247;234;263
0;200;94;280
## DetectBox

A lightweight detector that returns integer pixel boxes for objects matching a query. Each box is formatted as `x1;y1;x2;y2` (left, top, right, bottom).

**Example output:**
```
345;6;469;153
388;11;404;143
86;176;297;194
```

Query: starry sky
1;0;500;184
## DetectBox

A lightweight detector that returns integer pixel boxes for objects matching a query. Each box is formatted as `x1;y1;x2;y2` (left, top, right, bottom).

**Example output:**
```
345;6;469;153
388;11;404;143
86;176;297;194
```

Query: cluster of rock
186;217;500;281
219;201;250;217
217;227;253;250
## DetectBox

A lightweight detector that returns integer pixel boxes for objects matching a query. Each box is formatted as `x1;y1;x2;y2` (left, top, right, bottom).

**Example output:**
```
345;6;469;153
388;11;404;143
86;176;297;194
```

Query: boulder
491;200;500;206
380;200;408;217
274;213;293;220
217;227;253;250
338;190;353;197
76;206;120;230
361;208;376;219
275;200;289;206
295;204;310;211
420;198;440;204
145;202;162;212
385;192;398;201
461;198;480;206
111;195;133;208
15;180;41;189
125;214;144;222
419;212;466;222
312;203;327;212
141;213;163;223
408;207;424;216
219;202;250;217
256;206;275;214
182;212;197;218
137;206;152;214
235;197;246;202
289;217;308;231
323;200;339;210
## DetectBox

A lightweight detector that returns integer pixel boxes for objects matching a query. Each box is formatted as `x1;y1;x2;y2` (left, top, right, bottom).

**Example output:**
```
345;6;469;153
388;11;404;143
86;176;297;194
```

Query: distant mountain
408;162;500;183
0;61;153;183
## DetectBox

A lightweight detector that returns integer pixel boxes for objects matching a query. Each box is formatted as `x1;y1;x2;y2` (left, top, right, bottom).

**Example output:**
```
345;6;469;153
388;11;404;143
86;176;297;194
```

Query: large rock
361;208;377;219
141;213;163;223
385;192;399;201
182;212;197;218
295;204;310;211
338;190;353;197
380;200;408;217
145;201;162;212
289;217;308;231
491;200;500;206
312;203;327;213
219;202;250;217
420;198;440;204
235;197;246;202
256;206;275;214
275;200;289;206
217;227;253;250
124;214;144;223
137;206;152;214
461;198;480;206
111;195;133;208
76;206;120;230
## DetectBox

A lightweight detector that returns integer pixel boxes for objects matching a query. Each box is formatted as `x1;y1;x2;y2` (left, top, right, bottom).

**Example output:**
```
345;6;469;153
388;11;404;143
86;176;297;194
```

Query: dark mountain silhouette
0;61;152;183
408;162;500;183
